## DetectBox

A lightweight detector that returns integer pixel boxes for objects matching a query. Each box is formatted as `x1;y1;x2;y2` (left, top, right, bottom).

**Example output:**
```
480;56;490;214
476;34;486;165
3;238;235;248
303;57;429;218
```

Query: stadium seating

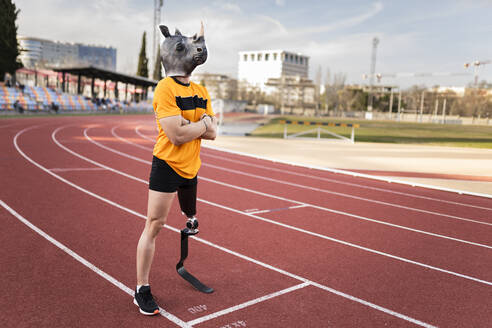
0;83;152;113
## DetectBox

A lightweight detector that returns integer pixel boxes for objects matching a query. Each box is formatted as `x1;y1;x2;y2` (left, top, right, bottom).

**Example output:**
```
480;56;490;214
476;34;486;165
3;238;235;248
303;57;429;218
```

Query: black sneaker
133;285;159;315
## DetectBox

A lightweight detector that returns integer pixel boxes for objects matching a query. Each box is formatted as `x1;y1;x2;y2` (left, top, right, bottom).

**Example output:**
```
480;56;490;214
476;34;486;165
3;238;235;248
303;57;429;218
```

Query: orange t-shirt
152;76;214;179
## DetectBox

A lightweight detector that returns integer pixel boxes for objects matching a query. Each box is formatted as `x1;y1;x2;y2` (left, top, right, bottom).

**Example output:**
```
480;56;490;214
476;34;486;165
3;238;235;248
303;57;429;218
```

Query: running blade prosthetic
176;219;214;294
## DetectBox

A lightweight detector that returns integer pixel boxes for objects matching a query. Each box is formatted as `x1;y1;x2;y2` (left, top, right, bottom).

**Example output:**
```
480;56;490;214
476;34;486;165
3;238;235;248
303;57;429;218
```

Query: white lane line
199;150;492;212
247;204;309;215
50;167;108;172
130;124;490;213
0;122;22;129
111;126;151;151
0;198;189;327
187;283;310;326
15;126;438;328
127;125;492;225
80;125;492;250
202;144;492;200
201;162;492;227
54;126;492;286
135;125;156;142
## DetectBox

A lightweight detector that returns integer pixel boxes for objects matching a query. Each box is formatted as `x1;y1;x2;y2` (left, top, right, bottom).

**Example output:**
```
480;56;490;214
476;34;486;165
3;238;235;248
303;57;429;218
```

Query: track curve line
13;125;437;328
130;124;492;211
48;125;492;286
81;125;492;249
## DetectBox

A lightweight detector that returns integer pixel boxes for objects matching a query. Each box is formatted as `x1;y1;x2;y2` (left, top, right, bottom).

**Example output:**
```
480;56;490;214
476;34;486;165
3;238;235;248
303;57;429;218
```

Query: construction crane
363;71;471;83
464;60;491;86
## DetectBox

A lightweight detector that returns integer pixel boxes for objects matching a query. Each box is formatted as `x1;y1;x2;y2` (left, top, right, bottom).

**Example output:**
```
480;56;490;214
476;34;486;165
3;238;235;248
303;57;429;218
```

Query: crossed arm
159;114;217;146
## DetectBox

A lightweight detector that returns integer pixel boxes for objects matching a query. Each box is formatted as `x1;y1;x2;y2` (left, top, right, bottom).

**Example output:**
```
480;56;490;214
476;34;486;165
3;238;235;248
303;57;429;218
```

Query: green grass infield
250;116;492;149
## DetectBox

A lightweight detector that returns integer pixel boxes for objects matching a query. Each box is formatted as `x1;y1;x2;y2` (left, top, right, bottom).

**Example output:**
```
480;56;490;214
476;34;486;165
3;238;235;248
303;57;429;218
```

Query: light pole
367;37;379;115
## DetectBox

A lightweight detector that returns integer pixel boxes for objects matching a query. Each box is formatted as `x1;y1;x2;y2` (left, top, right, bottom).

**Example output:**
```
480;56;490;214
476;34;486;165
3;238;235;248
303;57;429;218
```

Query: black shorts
149;156;197;193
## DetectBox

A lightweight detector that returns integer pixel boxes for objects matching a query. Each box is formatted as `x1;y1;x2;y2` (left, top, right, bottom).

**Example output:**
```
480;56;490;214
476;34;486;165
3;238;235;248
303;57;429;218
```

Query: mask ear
175;28;182;36
159;25;171;38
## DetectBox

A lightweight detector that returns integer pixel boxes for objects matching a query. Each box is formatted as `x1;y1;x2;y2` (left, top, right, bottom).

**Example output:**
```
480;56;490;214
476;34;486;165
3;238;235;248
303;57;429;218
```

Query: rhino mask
158;22;208;77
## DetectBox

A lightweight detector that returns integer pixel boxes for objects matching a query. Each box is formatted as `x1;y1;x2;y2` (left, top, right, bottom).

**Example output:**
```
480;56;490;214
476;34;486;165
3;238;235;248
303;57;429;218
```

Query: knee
146;215;166;237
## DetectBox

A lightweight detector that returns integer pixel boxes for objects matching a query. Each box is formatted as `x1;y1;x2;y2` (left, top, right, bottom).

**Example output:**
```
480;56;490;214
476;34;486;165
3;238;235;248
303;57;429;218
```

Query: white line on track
0;122;22;129
120;124;492;225
200;162;492;226
112;126;152;151
187;282;310;326
14;125;437;328
135;125;156;142
247;204;309;215
84;125;492;250
199;150;492;212
50;167;108;172
0;198;189;327
54;125;492;285
203;144;492;200
130;124;492;206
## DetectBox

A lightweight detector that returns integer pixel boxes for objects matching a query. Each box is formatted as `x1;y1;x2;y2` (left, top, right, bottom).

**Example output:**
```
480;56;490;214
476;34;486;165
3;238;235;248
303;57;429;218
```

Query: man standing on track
134;22;217;315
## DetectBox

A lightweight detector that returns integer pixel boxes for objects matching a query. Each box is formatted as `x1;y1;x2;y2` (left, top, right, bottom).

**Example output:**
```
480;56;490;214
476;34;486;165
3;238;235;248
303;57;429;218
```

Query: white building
238;50;309;92
190;73;237;100
18;36;117;70
429;86;466;97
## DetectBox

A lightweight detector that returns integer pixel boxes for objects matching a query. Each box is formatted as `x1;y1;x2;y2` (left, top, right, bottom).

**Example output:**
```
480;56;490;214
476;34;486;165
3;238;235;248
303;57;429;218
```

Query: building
18;36;117;70
238;50;309;92
190;73;237;100
265;75;316;114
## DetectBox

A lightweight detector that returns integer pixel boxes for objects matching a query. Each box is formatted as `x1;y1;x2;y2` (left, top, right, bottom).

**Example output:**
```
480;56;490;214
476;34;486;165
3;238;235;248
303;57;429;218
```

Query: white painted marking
135;125;156;142
49;167;107;172
51;125;492;285
199;151;492;212
15;125;440;327
111;125;151;151
247;204;309;215
187;304;208;314
220;321;247;328
187;283;310;326
202;144;492;200
79;125;492;249
0;198;189;327
201;162;492;226
123;125;492;224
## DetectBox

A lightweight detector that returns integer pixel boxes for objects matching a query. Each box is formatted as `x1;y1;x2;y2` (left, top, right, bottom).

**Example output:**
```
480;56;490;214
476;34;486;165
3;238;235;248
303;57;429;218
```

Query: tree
321;69;346;112
0;0;23;83
136;31;149;78
152;47;162;80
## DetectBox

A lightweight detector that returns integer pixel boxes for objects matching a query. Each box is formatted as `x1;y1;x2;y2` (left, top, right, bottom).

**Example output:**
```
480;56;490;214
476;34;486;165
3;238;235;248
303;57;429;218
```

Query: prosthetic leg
176;184;214;293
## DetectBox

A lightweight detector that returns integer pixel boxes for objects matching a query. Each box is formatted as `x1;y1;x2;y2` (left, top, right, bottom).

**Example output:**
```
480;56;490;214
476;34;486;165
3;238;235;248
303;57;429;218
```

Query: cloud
14;0;475;87
275;0;286;6
295;1;383;35
213;1;241;13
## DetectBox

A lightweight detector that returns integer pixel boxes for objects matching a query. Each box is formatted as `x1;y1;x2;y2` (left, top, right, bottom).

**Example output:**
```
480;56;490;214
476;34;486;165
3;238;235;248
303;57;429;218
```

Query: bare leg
136;189;175;285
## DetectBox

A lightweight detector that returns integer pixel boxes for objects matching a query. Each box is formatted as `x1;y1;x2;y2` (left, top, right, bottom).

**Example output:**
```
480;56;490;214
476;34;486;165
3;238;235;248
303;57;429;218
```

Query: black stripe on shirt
175;96;208;111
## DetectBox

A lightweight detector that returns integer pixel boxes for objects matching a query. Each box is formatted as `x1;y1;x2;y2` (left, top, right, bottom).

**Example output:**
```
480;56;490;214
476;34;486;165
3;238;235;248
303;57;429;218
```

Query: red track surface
1;115;491;328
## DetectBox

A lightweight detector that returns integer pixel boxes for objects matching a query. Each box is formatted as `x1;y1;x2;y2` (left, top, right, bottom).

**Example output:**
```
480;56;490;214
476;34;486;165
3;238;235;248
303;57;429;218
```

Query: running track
1;115;491;328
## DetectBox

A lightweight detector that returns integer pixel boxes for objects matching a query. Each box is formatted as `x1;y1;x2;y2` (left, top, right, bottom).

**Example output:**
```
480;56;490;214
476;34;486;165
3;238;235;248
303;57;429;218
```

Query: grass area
250;115;492;149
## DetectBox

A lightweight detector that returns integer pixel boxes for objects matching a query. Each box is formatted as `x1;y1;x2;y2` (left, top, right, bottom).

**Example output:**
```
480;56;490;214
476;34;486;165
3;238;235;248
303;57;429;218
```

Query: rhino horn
198;21;204;38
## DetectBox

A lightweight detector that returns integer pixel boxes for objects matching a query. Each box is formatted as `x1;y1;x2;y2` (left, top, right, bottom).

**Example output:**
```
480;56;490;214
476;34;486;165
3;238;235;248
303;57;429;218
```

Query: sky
14;0;492;88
